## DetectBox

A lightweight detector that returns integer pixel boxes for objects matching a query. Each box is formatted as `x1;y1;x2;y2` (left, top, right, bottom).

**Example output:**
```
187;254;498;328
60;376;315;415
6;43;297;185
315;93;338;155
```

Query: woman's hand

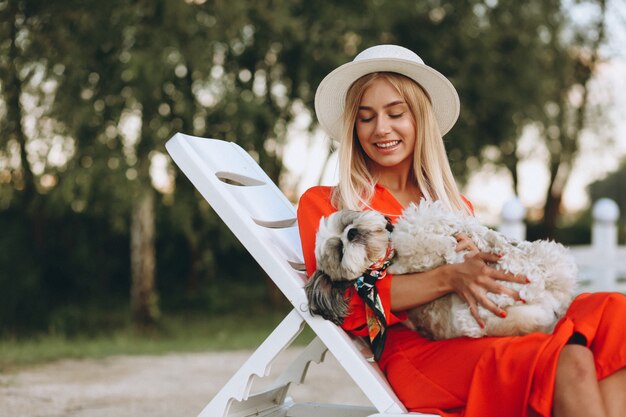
455;234;479;257
447;252;529;328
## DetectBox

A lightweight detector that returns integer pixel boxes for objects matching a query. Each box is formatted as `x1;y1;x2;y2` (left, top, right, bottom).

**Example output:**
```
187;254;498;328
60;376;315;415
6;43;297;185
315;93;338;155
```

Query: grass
0;310;315;372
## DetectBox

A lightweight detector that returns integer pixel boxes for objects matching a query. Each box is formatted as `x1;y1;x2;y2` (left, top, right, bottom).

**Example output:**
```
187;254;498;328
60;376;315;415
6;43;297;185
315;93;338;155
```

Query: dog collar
354;236;394;362
366;226;395;275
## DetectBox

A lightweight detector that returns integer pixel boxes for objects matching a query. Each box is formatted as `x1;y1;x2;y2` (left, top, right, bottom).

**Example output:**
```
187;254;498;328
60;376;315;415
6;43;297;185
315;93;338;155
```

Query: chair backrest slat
220;182;297;227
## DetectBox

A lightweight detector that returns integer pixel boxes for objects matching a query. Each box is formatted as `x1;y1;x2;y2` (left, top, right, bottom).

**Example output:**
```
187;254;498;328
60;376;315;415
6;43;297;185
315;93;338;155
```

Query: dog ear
304;270;350;325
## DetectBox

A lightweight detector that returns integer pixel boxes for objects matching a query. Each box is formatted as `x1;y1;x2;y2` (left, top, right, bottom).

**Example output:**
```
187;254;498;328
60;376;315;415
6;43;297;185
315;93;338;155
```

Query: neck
371;159;414;193
373;162;422;206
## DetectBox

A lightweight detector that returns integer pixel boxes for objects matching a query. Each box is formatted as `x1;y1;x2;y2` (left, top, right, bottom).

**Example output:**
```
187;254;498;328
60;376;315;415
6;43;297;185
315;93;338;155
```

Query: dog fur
305;200;578;340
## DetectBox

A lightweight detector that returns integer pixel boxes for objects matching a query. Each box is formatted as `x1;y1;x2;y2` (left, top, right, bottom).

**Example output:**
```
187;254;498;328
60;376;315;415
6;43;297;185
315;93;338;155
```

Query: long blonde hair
331;72;469;214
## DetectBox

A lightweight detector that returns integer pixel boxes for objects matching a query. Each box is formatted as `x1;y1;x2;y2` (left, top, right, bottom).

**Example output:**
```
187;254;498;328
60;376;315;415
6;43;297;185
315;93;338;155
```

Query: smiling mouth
375;140;400;149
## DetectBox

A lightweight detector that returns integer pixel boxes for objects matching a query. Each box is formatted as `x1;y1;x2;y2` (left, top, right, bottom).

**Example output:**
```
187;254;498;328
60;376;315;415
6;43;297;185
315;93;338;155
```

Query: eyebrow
358;100;406;111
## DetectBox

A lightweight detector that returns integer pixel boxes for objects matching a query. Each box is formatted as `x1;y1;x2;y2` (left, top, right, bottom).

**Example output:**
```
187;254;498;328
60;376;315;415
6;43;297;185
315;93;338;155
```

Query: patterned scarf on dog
354;241;394;361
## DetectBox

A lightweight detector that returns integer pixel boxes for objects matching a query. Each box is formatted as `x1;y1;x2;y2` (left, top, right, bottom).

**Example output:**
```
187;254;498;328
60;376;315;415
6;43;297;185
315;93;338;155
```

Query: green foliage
0;195;270;336
0;212;47;331
0;0;613;335
0;207;131;334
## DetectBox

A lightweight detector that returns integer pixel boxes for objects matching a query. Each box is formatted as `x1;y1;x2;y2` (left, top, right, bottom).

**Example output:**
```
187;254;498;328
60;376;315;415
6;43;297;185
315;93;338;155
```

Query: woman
297;45;626;417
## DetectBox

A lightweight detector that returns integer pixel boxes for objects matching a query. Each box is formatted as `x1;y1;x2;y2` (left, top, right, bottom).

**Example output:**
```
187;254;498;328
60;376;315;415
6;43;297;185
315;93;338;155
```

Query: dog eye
347;228;358;242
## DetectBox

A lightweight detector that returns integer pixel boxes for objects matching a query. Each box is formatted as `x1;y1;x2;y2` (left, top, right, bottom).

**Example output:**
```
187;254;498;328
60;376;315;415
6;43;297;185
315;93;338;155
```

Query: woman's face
355;77;416;172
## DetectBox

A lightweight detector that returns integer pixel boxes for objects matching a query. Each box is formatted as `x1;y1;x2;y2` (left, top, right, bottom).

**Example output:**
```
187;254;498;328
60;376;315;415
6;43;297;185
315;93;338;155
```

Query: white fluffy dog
305;200;578;340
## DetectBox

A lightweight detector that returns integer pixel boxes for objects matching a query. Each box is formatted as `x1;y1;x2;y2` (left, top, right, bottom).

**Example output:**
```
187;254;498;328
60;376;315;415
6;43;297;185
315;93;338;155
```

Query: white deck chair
166;133;436;417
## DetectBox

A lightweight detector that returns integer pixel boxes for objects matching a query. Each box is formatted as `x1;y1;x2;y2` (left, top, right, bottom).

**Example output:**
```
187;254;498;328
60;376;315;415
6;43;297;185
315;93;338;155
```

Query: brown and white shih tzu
305;210;394;326
304;200;578;340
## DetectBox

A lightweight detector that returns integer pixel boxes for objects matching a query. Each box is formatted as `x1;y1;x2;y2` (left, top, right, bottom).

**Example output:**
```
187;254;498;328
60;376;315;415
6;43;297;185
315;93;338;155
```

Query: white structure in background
498;198;527;241
499;198;626;293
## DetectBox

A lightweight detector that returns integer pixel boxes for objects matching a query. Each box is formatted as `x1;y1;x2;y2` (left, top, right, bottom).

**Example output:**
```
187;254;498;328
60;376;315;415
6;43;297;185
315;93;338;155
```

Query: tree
0;0;40;208
534;0;607;237
0;0;614;333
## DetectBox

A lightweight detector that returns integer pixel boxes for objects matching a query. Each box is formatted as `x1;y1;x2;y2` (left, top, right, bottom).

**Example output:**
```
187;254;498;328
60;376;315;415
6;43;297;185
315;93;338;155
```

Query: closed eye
389;112;404;118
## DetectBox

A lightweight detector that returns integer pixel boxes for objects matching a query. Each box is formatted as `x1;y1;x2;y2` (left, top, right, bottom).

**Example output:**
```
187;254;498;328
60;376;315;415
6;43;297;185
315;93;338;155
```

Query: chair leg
197;309;305;417
270;336;328;391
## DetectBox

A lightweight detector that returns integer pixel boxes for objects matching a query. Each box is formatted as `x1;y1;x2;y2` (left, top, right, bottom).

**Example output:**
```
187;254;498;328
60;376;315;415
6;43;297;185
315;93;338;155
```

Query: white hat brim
314;57;460;139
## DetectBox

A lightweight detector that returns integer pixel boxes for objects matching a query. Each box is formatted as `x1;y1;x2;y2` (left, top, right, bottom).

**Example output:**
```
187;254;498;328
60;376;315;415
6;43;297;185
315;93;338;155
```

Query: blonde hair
331;72;470;214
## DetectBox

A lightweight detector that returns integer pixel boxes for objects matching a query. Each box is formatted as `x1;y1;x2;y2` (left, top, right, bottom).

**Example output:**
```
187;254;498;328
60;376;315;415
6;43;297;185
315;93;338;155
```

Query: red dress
297;184;626;417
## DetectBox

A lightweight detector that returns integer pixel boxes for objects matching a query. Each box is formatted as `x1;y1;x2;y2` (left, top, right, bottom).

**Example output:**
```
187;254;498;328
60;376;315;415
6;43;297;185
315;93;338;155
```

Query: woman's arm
391;252;529;326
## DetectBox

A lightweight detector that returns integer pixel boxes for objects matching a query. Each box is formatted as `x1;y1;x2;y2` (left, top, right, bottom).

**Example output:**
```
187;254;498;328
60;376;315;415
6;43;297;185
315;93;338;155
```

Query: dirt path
0;348;370;417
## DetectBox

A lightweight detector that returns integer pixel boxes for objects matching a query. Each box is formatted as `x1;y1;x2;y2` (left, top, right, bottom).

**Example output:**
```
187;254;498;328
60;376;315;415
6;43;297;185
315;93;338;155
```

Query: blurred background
0;0;624;362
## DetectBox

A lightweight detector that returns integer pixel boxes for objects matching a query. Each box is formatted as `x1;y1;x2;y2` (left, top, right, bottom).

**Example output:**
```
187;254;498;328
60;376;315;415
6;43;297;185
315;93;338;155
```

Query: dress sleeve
296;187;333;277
297;187;406;337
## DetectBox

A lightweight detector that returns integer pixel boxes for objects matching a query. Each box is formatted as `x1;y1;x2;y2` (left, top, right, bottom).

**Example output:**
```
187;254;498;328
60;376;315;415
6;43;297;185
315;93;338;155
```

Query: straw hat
314;44;460;139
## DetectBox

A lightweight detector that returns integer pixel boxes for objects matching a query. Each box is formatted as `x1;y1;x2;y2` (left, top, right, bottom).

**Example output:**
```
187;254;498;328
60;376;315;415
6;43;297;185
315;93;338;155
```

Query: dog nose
347;228;358;241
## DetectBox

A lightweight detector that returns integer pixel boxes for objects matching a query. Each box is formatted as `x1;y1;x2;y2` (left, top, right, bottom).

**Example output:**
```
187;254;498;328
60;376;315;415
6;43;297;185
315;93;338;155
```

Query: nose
375;115;392;136
347;228;359;242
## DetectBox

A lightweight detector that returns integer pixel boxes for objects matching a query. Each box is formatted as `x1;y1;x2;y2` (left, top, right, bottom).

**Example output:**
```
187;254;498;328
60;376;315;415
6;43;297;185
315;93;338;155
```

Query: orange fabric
297;184;626;417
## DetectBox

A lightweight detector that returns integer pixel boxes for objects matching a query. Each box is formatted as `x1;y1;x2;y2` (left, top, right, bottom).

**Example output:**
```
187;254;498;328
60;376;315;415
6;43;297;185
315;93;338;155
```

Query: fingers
474;252;529;285
463;275;522;320
466;291;506;328
491;268;529;285
456;241;479;255
476;252;502;264
453;252;532;325
514;273;531;285
455;239;470;252
455;234;479;254
485;282;525;304
465;294;485;329
478;266;528;303
473;268;528;315
474;291;507;319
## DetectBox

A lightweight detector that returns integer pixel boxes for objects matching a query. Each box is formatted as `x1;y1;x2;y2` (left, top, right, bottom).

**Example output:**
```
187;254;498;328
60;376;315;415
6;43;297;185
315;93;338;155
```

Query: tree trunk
542;187;563;240
129;71;160;327
501;146;520;197
6;0;35;206
130;188;159;328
